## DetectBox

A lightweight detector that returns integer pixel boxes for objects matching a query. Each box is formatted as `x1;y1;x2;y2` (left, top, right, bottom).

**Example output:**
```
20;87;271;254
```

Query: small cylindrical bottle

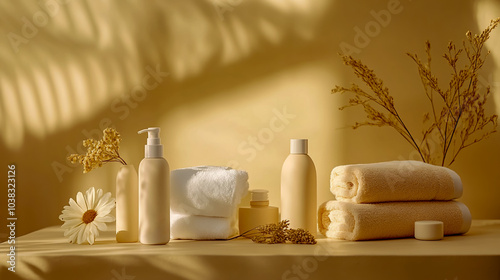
239;189;279;235
116;164;138;243
280;139;317;236
138;127;170;245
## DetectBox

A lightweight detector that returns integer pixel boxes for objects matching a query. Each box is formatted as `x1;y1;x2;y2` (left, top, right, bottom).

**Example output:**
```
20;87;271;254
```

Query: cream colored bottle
239;189;279;235
138;127;170;245
116;165;138;243
281;139;317;236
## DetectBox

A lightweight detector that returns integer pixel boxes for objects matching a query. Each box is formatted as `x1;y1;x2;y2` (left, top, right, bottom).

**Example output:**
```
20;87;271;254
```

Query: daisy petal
60;211;82;220
95;192;112;210
77;225;87;244
86;187;96;210
86;224;95;245
88;233;95;245
95;215;115;223
96;204;115;217
93;221;108;231
76;192;88;211
95;188;104;202
98;198;116;212
67;230;79;244
89;223;100;238
65;223;85;244
64;223;83;237
69;198;84;214
61;219;83;229
61;207;84;218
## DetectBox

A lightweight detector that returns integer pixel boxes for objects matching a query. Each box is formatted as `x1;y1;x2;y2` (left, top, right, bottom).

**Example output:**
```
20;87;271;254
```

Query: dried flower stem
333;18;499;166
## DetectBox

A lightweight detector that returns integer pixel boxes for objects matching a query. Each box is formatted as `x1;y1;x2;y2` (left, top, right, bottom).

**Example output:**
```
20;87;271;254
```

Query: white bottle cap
138;127;163;158
290;139;308;154
251;189;269;202
415;220;444;241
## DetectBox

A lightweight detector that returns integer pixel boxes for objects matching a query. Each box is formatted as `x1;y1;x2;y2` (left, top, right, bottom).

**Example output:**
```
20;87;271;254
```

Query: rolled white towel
170;212;238;240
171;166;249;218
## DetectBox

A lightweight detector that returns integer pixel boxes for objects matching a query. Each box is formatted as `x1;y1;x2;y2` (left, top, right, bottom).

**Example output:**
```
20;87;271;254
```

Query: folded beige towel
318;200;471;241
330;161;462;203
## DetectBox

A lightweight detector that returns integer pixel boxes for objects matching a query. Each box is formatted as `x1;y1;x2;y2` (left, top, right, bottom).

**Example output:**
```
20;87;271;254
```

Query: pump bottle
280;139;317;236
138;127;170;245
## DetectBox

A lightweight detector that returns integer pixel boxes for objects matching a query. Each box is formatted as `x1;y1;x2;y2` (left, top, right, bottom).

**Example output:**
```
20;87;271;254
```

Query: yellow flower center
82;209;97;224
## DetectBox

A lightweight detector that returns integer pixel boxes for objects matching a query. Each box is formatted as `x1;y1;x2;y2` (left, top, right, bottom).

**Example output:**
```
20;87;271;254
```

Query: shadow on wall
0;0;342;239
0;0;337;151
1;0;499;241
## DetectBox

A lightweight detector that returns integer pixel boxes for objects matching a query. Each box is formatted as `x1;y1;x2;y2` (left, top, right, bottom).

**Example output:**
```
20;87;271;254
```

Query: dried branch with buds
332;18;499;166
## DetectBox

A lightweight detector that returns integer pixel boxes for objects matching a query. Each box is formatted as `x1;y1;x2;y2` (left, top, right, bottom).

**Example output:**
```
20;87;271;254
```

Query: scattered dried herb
229;220;317;244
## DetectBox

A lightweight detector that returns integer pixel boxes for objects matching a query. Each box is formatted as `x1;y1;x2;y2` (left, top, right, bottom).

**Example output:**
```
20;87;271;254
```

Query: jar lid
250;189;269;202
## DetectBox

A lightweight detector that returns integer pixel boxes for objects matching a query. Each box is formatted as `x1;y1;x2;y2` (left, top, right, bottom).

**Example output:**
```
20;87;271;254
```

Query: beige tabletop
1;220;500;280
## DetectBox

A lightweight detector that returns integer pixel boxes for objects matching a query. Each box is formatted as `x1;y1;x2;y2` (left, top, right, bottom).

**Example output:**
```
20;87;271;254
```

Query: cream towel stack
319;161;472;241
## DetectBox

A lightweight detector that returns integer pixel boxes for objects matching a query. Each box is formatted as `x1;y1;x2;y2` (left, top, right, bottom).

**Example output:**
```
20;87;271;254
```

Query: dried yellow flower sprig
228;220;317;244
332;18;499;166
68;128;127;173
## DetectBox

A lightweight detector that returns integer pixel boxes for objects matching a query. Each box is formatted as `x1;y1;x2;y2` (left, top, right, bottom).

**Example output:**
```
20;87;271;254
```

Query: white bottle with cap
238;189;279;235
138;127;170;245
280;139;317;236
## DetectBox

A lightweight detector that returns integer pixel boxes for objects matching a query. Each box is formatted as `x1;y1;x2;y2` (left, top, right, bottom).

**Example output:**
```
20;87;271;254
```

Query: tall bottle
138;127;170;245
280;139;317;236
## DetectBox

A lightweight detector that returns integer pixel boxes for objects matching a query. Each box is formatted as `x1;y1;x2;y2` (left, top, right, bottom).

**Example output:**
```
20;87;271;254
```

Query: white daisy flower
59;187;116;245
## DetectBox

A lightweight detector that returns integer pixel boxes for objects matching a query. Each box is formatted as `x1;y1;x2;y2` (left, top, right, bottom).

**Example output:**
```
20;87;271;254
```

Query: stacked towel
319;161;472;241
170;166;249;240
318;200;471;240
170;213;238;240
330;160;463;203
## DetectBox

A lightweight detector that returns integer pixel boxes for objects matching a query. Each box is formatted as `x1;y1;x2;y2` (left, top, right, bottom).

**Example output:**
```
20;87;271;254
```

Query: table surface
1;220;500;280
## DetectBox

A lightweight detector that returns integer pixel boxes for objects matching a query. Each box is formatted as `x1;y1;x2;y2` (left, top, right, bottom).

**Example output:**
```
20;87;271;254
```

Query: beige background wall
1;0;500;240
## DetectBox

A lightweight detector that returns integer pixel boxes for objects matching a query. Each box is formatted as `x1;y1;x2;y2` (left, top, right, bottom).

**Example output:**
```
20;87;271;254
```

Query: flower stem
215;227;260;241
393;111;426;162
